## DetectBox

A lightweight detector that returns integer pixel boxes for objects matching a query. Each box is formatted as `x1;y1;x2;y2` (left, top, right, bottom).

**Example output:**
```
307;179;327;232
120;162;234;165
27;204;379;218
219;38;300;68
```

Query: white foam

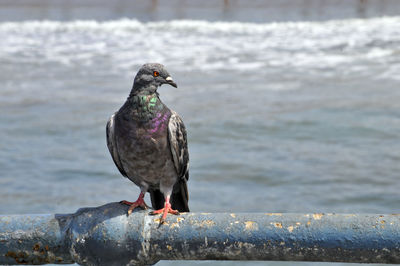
0;17;399;78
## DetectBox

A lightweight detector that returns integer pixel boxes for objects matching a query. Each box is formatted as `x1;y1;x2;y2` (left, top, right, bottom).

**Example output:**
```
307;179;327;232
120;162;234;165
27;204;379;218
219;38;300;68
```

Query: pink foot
149;197;179;223
120;192;149;215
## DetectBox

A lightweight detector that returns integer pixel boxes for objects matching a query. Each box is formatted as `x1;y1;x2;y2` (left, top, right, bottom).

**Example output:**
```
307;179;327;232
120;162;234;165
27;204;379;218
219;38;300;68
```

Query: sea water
0;2;399;266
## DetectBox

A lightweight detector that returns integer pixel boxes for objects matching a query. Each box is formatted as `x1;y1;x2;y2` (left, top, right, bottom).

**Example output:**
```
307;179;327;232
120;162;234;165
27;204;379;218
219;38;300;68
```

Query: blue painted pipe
1;202;400;265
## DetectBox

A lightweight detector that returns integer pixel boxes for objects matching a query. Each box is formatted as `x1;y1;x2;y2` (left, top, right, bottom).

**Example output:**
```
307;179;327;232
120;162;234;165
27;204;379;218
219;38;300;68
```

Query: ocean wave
1;16;400;34
0;17;399;74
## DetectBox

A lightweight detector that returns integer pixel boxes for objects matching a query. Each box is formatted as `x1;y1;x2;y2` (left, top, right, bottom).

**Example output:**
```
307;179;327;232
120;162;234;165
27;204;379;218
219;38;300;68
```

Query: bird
106;63;189;223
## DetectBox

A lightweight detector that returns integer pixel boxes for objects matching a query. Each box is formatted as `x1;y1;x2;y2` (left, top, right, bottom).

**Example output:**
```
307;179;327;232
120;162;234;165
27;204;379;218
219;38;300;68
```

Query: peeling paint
312;213;324;220
244;221;259;231
153;218;168;225
170;222;180;229
1;204;400;265
197;220;215;227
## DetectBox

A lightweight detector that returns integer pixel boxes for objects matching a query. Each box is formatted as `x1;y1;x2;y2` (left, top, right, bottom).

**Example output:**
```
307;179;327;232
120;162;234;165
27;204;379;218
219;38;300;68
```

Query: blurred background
0;0;399;265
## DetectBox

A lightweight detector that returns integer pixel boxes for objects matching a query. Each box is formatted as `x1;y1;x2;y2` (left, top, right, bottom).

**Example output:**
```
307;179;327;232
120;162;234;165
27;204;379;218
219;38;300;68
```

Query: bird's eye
153;71;159;77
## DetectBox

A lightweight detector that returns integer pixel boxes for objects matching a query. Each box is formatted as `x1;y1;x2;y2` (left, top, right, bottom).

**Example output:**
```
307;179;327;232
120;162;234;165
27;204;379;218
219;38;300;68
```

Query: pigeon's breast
143;111;170;138
115;109;174;187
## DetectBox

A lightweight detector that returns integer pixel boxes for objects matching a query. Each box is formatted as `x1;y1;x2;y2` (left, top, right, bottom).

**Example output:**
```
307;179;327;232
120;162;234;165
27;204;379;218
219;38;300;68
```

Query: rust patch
271;222;283;228
166;245;172;251
287;226;294;232
265;213;282;216
244;221;259;230
313;213;324;220
33;243;40;251
176;217;184;223
307;221;311;226
5;251;31;264
230;213;236;218
5;251;17;258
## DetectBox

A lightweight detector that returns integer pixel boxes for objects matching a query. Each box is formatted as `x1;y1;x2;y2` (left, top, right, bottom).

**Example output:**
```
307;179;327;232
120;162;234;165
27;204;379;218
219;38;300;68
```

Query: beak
165;76;177;88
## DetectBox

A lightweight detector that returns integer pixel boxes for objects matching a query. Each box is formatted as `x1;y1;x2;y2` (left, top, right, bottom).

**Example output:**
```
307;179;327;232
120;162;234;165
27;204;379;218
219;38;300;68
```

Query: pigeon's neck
129;82;158;98
127;90;165;120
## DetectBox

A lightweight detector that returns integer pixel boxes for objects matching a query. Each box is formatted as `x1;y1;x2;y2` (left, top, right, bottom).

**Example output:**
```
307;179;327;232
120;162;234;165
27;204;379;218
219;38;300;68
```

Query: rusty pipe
1;203;400;265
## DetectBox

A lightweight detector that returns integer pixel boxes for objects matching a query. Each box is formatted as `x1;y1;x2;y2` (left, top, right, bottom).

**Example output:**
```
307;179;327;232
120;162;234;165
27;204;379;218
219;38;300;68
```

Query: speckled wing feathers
168;111;189;181
166;111;190;212
106;113;128;178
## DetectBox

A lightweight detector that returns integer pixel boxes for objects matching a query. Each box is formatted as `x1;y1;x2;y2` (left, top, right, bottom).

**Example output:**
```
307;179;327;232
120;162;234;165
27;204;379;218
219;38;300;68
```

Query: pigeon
106;63;189;223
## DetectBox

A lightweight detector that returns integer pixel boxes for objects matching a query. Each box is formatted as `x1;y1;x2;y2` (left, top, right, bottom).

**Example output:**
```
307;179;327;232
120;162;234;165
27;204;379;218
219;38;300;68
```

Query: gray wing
106;113;128;177
168;111;189;180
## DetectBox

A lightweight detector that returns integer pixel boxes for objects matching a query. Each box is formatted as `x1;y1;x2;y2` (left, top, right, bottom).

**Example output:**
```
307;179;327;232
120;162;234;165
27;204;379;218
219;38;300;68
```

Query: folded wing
166;111;190;212
106;113;128;178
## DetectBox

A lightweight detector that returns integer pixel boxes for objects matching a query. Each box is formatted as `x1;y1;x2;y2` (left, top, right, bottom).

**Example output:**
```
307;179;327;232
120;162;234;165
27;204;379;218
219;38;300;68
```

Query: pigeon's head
132;63;177;93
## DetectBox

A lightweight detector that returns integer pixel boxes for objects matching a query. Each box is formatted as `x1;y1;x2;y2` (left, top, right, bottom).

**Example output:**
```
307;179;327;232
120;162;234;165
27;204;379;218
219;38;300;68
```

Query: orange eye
153;71;159;77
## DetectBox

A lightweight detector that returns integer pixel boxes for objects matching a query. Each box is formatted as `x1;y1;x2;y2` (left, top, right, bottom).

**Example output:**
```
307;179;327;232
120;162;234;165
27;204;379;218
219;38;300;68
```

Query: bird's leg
120;191;149;215
149;195;179;223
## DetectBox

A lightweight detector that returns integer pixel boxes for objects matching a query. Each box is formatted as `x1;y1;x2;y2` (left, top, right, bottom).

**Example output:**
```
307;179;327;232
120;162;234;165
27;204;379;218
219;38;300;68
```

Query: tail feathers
149;189;164;211
149;178;190;212
171;177;190;212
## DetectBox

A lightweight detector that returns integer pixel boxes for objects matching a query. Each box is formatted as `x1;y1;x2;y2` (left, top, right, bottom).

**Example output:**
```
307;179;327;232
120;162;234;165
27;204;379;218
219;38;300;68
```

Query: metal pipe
1;202;400;265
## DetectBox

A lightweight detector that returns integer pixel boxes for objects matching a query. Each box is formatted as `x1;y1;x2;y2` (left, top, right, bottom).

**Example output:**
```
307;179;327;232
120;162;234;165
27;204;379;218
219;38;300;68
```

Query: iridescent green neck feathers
129;92;165;120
